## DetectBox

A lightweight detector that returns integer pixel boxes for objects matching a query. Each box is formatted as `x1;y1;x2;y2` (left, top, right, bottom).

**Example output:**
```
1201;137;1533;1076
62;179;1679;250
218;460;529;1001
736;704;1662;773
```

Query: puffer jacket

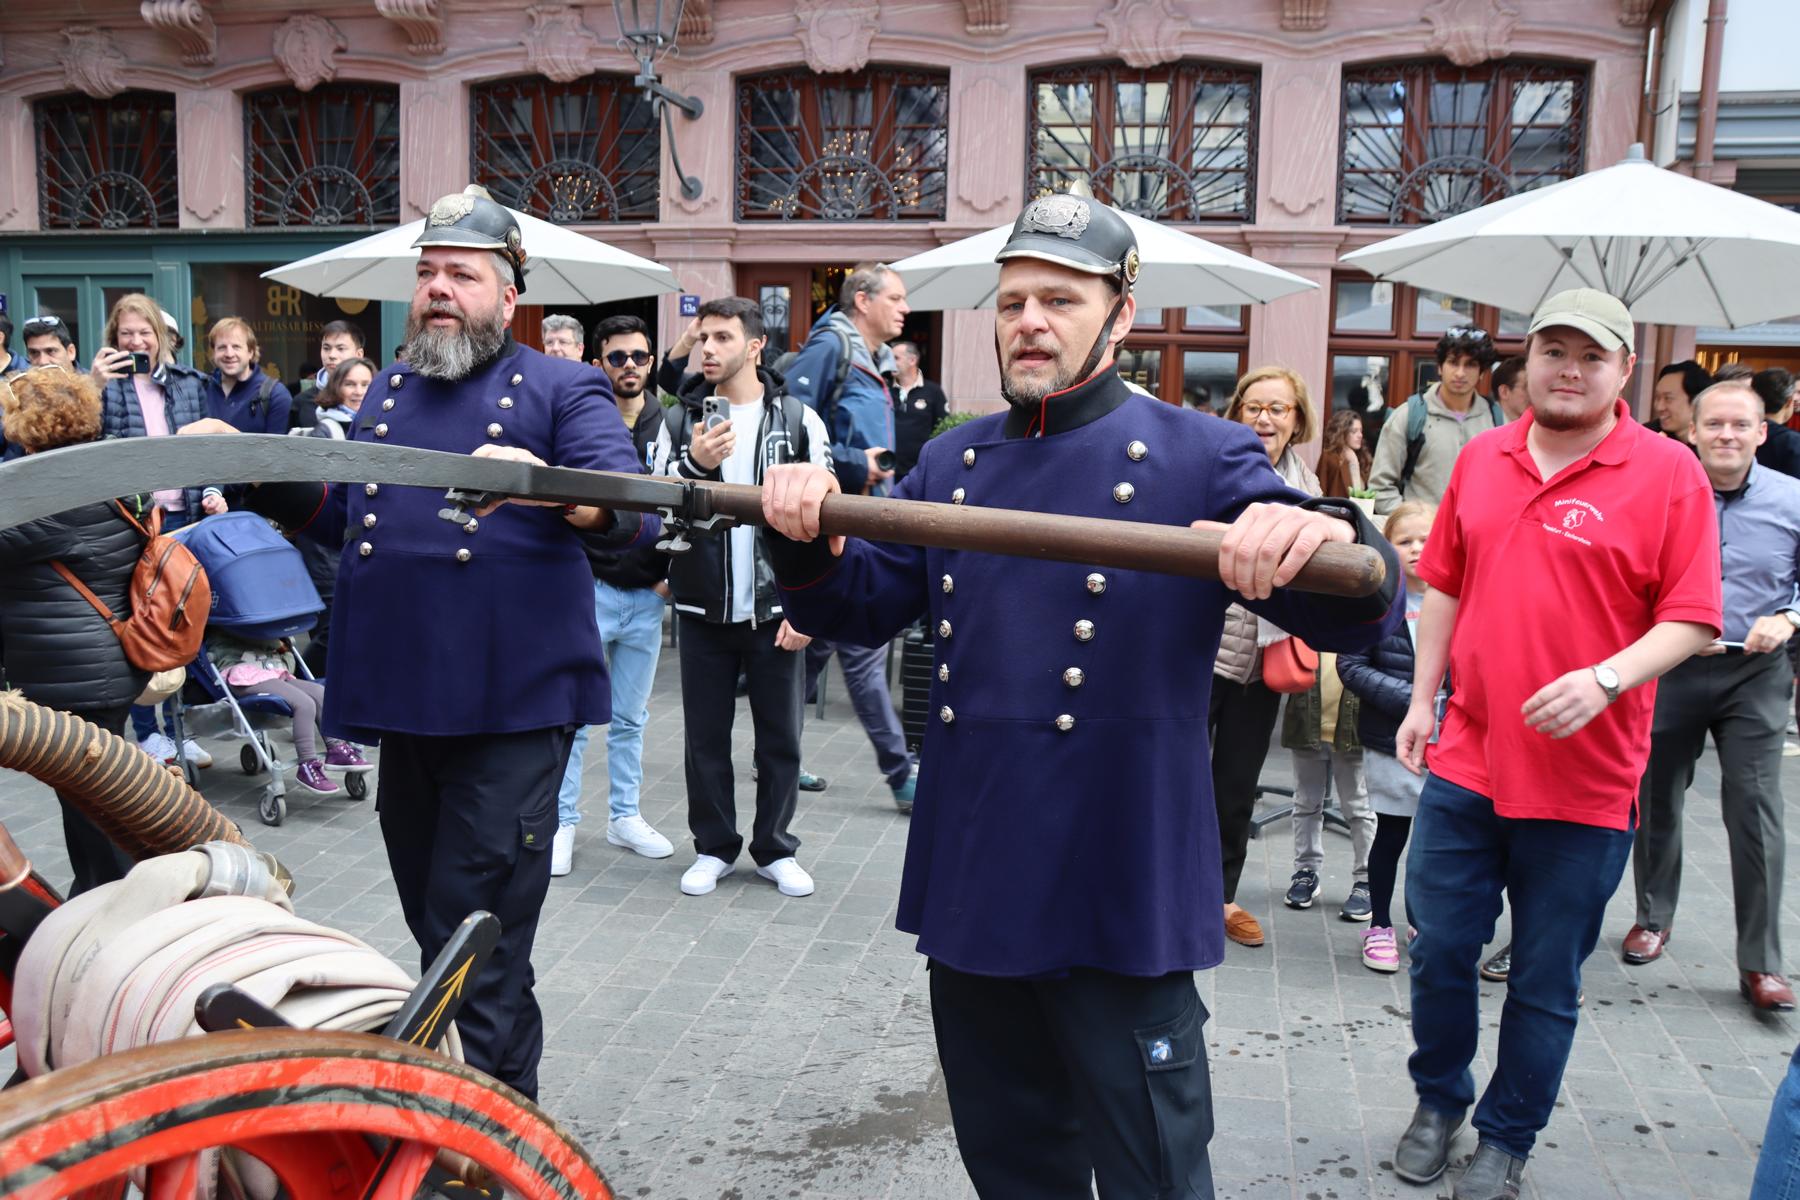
99;364;218;517
1338;618;1425;757
1213;445;1322;685
0;496;151;711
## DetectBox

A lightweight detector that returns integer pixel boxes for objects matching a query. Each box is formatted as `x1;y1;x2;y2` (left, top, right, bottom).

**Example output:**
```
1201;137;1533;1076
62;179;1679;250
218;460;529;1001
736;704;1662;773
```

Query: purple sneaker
324;740;373;773
295;759;342;795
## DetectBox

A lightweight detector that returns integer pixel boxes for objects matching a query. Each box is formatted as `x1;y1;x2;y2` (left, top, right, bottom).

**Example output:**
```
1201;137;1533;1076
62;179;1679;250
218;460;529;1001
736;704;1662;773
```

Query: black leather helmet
413;185;529;293
994;189;1140;291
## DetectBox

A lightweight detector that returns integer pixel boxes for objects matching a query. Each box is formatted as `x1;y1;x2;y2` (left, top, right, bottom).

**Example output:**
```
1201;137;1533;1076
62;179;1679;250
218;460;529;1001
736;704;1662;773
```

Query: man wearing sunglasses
551;314;676;875
1370;324;1505;514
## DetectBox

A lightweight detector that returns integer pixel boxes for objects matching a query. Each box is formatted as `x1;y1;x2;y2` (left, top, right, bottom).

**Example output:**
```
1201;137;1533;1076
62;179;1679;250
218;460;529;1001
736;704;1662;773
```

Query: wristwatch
1782;609;1800;631
1592;664;1622;705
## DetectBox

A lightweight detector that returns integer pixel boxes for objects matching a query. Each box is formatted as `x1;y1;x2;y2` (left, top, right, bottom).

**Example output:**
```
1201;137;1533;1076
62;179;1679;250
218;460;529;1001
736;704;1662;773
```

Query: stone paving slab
2;641;1793;1198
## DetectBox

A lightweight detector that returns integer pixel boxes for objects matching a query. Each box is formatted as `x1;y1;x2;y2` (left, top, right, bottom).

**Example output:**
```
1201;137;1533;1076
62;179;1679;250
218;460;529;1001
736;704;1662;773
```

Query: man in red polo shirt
1387;289;1721;1200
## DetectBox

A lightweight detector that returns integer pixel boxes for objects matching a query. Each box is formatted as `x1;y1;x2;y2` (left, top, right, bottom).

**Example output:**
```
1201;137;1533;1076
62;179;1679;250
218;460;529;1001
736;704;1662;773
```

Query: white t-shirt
719;399;764;623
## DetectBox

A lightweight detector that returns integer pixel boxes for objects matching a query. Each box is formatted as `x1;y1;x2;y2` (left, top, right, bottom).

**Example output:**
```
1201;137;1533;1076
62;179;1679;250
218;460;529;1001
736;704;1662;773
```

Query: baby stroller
173;512;364;826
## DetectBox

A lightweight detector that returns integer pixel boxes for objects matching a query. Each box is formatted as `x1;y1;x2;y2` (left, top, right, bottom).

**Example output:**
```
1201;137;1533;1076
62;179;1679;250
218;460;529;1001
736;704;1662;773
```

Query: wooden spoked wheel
0;1029;612;1200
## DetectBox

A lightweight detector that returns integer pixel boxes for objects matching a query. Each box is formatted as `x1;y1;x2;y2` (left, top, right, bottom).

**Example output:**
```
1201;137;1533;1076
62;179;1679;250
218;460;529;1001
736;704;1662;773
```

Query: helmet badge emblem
1021;194;1090;240
428;194;476;227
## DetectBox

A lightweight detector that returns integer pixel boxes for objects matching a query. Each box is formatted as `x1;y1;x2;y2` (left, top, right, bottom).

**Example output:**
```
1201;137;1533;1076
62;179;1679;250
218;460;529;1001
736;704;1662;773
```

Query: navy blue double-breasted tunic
770;369;1402;978
304;341;654;744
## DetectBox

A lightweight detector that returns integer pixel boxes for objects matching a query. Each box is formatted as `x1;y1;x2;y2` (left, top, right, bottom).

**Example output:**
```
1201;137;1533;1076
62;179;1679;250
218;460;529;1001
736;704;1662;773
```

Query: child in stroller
206;629;368;795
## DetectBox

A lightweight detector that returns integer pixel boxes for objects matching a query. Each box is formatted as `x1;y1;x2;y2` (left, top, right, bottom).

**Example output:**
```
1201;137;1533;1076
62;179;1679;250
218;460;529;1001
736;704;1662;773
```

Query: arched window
471;75;659;223
245;84;401;227
1028;61;1258;223
736;67;949;221
35;91;178;230
1338;60;1587;224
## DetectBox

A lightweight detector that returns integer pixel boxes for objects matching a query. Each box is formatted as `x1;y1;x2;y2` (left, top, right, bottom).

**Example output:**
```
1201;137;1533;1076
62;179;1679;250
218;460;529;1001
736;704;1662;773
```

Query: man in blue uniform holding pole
758;191;1404;1198
280;186;657;1099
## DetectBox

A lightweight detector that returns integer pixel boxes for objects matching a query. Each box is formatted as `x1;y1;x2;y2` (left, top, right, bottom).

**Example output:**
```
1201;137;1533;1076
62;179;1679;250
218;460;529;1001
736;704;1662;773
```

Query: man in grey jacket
1369;326;1503;513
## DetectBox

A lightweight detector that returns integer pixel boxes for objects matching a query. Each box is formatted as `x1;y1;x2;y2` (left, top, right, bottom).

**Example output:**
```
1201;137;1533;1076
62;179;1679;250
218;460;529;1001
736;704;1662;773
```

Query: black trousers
375;725;572;1099
1635;650;1788;972
1208;677;1282;903
58;704;134;897
677;614;802;866
931;963;1216;1199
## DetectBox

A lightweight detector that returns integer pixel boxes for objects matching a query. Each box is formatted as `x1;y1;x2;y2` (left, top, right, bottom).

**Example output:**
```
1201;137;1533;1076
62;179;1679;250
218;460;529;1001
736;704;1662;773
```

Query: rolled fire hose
0;689;256;862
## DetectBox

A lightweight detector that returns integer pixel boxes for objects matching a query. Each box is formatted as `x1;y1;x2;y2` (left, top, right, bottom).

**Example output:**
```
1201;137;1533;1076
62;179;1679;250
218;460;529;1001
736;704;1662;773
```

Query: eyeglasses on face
605;350;654;368
1240;402;1294;420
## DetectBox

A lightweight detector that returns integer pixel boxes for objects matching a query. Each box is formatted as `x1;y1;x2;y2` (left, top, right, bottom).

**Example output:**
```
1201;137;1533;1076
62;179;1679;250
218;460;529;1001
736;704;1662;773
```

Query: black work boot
1393;1103;1464;1184
1451;1143;1526;1200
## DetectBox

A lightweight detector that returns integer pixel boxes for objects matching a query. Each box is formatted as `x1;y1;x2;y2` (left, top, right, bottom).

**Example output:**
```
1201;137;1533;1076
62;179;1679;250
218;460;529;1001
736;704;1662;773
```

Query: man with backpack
203;317;292;435
1369;325;1504;514
783;264;921;812
654;297;832;900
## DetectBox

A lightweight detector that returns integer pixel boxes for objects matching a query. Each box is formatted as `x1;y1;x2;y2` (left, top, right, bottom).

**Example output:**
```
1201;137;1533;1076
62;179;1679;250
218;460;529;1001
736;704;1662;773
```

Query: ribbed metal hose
0;690;252;859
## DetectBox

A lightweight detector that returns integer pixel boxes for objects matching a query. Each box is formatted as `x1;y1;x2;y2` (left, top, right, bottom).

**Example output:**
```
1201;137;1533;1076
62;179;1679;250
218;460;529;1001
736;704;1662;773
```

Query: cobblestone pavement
3;640;1793;1199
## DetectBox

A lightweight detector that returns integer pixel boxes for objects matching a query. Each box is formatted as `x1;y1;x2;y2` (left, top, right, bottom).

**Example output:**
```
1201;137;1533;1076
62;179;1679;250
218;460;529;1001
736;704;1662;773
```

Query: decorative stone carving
793;0;879;75
0;96;25;226
1096;0;1186;70
62;27;130;99
955;74;1014;214
375;0;444;56
140;0;216;66
522;5;601;83
273;15;347;91
1280;0;1329;31
178;88;235;224
1266;69;1336;217
400;82;457;218
963;0;1007;33
679;0;714;45
1618;0;1654;25
1422;0;1518;67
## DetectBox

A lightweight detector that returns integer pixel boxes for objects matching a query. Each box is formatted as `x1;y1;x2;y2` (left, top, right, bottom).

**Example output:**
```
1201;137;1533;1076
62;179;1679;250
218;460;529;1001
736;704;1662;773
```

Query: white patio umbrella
1340;145;1800;329
891;206;1316;311
263;207;679;304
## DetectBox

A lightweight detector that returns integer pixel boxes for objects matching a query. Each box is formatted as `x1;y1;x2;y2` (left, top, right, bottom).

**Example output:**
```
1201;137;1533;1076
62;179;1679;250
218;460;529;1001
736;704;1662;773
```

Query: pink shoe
1362;926;1400;973
295;759;342;795
324;739;373;773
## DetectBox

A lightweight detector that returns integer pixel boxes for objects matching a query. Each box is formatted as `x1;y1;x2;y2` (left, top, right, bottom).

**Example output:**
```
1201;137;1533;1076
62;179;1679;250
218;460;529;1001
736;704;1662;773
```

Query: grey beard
1000;360;1081;409
403;308;507;381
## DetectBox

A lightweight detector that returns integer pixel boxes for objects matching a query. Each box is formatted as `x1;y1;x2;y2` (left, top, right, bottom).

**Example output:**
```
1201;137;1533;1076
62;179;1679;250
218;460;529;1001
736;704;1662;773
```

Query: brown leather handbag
51;503;210;672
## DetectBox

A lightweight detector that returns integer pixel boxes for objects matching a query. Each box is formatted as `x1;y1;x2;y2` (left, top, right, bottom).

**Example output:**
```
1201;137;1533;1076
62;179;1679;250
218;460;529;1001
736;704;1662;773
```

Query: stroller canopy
175;512;323;639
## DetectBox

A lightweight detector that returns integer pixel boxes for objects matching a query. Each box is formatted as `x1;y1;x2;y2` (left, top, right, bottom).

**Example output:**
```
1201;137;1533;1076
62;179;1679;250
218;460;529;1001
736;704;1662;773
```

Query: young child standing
209;630;369;795
1338;502;1437;971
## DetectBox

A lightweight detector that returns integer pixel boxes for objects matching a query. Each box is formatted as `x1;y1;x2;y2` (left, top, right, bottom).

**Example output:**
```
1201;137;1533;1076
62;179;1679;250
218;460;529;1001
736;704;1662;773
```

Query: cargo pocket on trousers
1134;990;1214;1195
518;802;555;856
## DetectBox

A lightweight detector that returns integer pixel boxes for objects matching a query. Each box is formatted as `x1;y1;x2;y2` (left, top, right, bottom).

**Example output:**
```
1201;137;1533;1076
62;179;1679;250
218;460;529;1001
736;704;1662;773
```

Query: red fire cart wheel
0;1028;612;1200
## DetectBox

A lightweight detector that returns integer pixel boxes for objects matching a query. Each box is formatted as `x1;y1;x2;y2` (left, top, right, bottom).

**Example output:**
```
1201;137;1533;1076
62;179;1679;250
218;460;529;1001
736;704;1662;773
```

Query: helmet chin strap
1076;288;1129;385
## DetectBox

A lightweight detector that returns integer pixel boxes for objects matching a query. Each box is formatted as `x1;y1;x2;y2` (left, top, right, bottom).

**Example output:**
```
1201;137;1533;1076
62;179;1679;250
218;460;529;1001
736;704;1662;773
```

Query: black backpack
772;324;853;427
663;393;811;468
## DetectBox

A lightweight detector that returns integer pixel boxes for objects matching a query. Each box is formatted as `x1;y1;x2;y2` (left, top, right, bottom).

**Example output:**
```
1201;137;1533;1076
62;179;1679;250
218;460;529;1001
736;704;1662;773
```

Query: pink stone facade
1;0;1651;441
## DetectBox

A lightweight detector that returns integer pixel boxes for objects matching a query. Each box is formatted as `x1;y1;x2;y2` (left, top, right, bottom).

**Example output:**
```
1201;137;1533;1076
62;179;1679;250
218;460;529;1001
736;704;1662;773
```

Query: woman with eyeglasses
91;292;225;770
1209;367;1376;945
0;368;147;894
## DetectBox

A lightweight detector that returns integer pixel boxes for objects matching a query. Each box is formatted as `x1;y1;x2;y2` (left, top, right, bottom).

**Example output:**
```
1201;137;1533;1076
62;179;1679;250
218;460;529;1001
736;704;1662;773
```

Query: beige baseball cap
1527;288;1634;352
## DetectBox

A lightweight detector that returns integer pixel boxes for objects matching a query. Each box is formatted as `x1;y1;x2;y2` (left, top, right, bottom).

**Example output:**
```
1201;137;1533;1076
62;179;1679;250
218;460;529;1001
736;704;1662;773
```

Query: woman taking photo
91;292;224;769
1209;365;1319;949
1317;408;1372;499
0;367;147;894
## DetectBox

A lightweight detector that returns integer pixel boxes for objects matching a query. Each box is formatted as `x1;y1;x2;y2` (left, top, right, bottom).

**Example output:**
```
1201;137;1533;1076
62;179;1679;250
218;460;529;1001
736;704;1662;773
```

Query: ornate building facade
0;0;1657;430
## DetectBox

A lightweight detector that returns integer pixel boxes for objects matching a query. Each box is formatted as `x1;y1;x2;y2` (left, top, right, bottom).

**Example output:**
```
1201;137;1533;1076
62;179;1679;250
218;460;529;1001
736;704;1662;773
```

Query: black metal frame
470;74;661;223
244;84;401;228
1336;59;1588;225
735;66;950;222
1026;60;1259;223
35;91;179;231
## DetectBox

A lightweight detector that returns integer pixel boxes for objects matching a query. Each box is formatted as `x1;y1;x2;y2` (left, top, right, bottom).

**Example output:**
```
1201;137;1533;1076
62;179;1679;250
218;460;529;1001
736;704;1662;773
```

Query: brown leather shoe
1743;972;1797;1012
1621;924;1670;965
1224;904;1265;947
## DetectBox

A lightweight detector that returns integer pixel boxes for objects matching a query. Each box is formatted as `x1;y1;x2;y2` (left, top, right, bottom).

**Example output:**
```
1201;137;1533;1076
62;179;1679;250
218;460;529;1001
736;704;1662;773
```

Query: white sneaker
680;854;735;896
139;732;177;763
551;823;575;877
607;814;674;859
755;857;814;897
181;738;213;769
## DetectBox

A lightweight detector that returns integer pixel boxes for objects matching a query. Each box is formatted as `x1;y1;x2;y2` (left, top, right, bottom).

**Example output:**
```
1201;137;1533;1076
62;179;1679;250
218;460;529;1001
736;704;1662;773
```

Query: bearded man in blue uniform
270;187;657;1099
759;192;1404;1198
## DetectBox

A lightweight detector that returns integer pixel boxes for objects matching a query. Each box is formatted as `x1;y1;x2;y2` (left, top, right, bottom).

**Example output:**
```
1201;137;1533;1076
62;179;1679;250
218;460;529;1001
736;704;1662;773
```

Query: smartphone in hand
702;396;728;432
127;351;152;375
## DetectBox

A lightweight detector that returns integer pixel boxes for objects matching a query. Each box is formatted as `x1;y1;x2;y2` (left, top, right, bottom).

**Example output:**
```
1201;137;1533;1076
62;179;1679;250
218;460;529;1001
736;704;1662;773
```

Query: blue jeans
557;581;665;826
1754;1043;1800;1198
130;505;201;742
804;639;914;788
1405;774;1633;1160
